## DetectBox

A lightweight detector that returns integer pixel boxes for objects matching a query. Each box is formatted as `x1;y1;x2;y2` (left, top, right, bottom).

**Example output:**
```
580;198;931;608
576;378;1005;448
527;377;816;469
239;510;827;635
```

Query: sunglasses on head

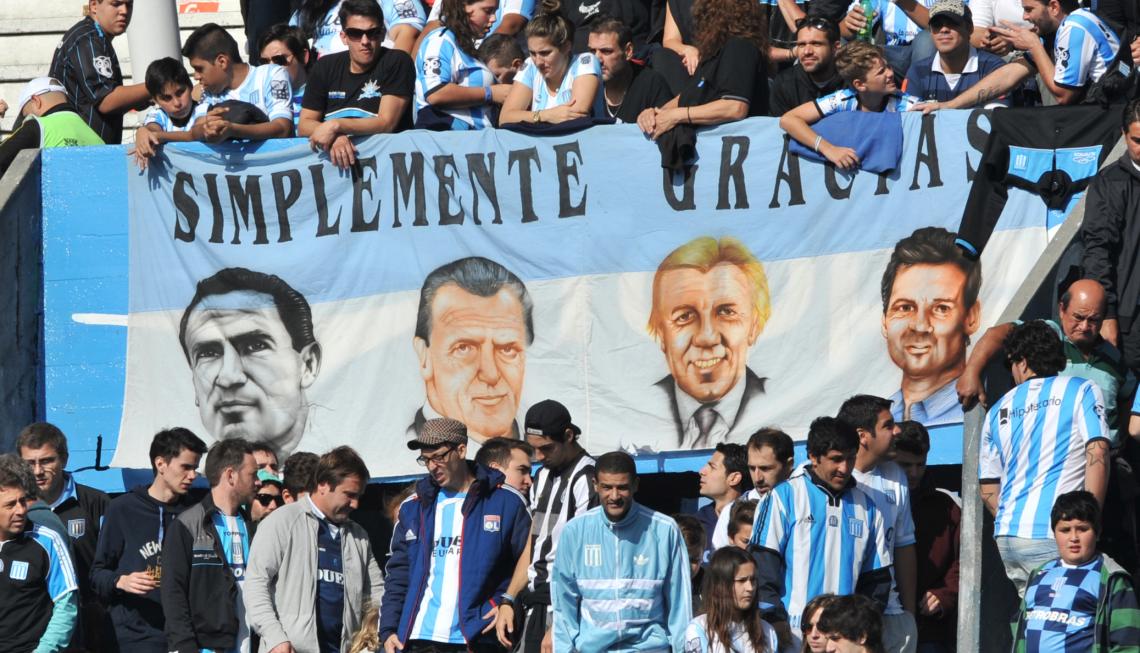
255;493;284;507
794;16;837;32
269;53;293;66
343;27;383;41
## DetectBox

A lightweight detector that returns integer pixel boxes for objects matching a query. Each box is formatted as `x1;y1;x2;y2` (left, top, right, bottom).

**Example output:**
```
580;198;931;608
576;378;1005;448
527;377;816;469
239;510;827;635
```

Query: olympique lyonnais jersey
143;105;196;133
194;64;294;124
515;52;605;116
426;0;536;38
415;28;496;129
852;461;915;616
980;376;1108;539
1020;557;1102;651
1053;8;1120;88
751;465;890;639
291;0;426;57
815;88;921;116
410;490;466;644
0;525;79;652
528;453;598;593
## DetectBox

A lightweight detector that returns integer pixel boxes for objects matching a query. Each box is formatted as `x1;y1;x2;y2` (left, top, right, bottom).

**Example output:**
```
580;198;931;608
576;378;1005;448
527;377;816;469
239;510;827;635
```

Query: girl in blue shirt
414;0;513;129
499;0;603;125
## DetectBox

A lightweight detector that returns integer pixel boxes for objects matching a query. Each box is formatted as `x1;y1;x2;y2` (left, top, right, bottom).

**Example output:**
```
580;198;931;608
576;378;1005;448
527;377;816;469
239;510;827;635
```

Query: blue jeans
995;536;1057;598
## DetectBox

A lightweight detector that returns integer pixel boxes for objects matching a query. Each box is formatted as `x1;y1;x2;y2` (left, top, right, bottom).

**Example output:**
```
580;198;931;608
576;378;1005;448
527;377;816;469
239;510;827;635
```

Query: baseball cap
17;77;67;114
928;0;971;24
407;417;469;450
524;399;581;438
257;470;283;486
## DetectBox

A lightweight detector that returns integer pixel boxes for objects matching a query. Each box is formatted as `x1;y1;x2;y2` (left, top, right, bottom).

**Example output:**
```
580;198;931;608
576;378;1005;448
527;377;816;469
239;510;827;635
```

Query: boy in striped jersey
750;416;893;651
133;58;198;169
980;321;1111;598
839;395;918;653
493;400;598;652
1013;491;1139;651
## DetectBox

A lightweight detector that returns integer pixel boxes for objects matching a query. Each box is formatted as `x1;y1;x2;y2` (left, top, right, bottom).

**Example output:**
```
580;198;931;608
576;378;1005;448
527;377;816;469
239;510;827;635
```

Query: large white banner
117;113;1051;476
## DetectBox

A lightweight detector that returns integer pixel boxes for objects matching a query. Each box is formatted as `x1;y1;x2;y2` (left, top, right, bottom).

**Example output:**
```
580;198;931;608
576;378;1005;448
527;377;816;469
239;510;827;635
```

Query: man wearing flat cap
380;418;531;653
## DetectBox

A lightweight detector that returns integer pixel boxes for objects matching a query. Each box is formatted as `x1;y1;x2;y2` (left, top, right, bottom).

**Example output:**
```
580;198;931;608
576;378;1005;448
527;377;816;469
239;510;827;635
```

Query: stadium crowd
3;0;1140;652
1;0;1137;173
3;314;1140;653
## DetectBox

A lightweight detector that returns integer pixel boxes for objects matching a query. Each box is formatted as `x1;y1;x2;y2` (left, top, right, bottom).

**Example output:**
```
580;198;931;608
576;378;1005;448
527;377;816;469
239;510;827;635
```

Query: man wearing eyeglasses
769;17;844;116
300;0;416;170
381;418;531;653
251;470;286;523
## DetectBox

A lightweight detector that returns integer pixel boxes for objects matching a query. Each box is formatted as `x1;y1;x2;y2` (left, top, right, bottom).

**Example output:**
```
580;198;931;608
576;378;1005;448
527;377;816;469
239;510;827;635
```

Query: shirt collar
306;495;340;537
889;378;962;425
932;47;980;75
674;371;748;435
48;474;78;510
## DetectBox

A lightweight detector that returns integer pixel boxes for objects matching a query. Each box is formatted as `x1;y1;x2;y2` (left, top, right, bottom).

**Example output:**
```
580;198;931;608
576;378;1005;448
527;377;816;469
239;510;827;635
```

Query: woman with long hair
637;0;769;139
413;0;513;128
498;0;604;125
291;0;426;56
684;547;778;653
800;594;837;653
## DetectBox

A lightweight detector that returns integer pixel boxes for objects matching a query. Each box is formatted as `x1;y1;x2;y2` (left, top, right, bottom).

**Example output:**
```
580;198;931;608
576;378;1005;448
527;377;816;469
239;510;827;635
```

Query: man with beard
769;16;844;116
587;17;672;123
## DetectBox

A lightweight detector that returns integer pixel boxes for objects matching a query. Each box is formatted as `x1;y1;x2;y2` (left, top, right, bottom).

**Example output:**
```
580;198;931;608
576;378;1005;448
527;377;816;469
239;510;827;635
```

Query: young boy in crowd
780;40;921;171
1013;491;1139;650
727;499;757;550
478;34;525;85
132;58;198;168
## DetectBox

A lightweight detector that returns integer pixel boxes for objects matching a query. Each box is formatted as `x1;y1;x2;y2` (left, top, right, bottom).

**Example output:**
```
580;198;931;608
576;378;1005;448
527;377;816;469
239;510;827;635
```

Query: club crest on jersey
10;561;29;581
584;544;602;567
93;55;113;78
359;80;382;99
828;515;838;528
483;515;501;532
847;518;864;538
68;518;86;538
885;492;896;505
270;80;290;101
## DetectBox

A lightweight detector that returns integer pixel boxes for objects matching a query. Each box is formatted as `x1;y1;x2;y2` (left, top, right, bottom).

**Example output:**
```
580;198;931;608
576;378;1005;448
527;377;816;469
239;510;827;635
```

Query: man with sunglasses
251;469;285;523
300;0;415;170
769;17;844;116
381;417;530;653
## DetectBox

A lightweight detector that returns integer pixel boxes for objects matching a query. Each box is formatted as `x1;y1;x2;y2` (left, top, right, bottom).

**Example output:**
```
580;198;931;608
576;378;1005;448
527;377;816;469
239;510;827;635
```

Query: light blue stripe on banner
124;112;998;313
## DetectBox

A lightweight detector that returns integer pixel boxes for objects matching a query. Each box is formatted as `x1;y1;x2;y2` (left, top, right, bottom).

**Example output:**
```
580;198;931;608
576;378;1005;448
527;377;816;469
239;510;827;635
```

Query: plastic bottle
857;0;875;41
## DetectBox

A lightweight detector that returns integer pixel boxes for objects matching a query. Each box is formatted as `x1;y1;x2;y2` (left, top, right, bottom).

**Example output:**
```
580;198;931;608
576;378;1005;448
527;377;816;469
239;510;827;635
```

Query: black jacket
768;64;844;116
1083;154;1140;329
161;493;256;653
90;486;193;650
53;477;110;600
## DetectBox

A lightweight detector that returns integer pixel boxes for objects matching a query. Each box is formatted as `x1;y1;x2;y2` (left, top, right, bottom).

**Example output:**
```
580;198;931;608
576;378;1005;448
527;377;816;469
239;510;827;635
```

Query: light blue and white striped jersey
291;0;427;58
751;465;890;642
291;84;305;128
205;512;251;653
426;0;536;38
979;375;1108;539
409;490;466;644
1053;8;1120;88
193;64;294;124
816;88;921;116
29;523;79;602
415;28;495;129
852;461;915;616
849;0;942;46
142;104;196;132
515;52;604;116
683;614;779;653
